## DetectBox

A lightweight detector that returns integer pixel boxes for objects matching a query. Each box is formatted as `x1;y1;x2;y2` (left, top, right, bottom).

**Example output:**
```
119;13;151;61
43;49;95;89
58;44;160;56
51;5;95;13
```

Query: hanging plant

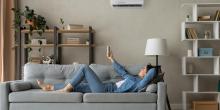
12;6;49;36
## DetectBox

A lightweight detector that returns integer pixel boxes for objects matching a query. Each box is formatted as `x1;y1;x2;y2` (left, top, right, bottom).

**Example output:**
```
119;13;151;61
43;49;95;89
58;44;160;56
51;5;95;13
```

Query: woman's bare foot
37;80;54;91
56;83;73;92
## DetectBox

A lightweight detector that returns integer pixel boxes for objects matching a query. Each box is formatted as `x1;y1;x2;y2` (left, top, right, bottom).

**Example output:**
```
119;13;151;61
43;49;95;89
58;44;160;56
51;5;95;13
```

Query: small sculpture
42;55;55;64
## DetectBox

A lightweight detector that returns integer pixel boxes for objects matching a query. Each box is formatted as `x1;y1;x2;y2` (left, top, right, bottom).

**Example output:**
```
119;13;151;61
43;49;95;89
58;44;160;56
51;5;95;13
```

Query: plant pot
25;19;36;28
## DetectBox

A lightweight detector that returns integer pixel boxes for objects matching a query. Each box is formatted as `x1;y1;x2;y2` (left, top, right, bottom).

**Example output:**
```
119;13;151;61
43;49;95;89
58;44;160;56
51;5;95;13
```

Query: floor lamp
145;38;171;110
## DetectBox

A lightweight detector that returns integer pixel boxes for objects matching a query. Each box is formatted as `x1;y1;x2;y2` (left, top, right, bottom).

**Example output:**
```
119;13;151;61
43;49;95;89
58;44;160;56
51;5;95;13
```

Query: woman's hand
106;50;114;63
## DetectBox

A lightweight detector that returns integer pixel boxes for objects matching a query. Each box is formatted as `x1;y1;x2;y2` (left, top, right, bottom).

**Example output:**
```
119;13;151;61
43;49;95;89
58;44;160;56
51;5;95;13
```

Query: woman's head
138;64;155;78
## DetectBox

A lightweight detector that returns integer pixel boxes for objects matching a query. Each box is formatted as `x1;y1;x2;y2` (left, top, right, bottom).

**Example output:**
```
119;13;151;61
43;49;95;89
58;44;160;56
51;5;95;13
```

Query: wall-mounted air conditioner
111;0;144;7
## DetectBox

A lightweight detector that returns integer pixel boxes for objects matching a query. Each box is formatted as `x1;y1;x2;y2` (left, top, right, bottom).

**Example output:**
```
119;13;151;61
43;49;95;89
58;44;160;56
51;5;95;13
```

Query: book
214;10;220;21
186;28;192;39
185;28;189;39
66;37;81;44
191;28;196;39
190;28;197;39
186;28;197;39
192;28;198;39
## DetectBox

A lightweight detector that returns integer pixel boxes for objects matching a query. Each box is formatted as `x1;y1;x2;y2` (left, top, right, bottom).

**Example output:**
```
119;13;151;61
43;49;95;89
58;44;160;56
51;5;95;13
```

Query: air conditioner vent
111;0;144;7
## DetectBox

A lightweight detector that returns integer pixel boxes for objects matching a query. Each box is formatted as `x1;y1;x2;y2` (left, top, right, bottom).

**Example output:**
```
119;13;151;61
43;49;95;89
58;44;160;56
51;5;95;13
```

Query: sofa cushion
9;89;82;103
89;64;146;81
24;63;84;89
83;92;157;103
89;64;114;81
125;65;146;76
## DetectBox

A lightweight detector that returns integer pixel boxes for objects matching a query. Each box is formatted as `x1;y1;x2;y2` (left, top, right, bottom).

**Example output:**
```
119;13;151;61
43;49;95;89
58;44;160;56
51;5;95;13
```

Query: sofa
0;63;167;110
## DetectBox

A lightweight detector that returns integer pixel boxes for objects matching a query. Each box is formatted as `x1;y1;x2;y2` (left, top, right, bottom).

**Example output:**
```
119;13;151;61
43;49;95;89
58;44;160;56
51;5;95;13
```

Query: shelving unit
54;26;95;64
16;26;95;78
181;3;220;110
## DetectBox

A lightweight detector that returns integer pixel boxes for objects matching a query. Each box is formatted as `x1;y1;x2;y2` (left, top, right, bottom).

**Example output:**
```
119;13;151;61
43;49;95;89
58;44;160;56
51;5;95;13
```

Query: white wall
19;0;220;108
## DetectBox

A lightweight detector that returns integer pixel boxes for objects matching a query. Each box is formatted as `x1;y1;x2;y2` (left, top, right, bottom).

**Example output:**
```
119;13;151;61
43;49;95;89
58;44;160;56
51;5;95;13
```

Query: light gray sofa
0;63;167;110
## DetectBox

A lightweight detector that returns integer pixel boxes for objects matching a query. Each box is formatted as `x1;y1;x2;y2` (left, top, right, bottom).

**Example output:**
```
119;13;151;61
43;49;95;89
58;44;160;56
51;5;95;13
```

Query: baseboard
170;103;182;110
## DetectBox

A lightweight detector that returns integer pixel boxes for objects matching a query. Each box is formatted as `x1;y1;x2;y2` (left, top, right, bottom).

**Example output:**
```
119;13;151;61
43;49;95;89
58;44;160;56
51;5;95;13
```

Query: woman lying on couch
37;50;156;93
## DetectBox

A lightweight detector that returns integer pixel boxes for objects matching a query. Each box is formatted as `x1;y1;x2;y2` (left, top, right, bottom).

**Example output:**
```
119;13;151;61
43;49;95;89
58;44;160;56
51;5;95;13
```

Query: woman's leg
37;64;105;92
68;64;105;93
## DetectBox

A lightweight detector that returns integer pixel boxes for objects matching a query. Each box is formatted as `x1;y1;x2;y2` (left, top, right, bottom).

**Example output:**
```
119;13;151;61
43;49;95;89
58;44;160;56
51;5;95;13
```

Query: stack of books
30;57;41;64
214;10;220;21
66;37;81;44
185;28;198;39
66;24;84;30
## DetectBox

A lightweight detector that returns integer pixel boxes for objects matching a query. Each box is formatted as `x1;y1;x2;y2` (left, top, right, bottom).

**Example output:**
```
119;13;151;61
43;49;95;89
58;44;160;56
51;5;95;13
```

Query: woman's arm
112;59;133;79
137;68;156;89
107;50;132;79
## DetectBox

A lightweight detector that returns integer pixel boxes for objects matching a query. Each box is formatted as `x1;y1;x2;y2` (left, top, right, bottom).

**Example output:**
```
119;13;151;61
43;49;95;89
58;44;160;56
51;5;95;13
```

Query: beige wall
19;0;220;107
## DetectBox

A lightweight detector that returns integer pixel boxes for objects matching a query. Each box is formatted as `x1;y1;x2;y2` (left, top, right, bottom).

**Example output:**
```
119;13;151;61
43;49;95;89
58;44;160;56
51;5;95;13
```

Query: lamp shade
145;38;168;56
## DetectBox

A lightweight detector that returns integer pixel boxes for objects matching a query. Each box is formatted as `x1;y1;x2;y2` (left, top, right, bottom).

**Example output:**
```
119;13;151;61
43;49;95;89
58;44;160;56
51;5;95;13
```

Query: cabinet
181;3;220;110
16;26;95;78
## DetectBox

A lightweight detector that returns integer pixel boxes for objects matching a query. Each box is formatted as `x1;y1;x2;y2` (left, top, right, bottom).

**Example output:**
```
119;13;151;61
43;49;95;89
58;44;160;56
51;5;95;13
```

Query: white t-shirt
116;79;126;88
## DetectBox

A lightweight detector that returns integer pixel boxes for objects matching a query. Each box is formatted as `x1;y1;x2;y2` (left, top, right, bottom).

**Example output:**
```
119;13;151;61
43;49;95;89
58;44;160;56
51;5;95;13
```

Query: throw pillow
150;72;165;84
145;84;157;93
10;81;32;92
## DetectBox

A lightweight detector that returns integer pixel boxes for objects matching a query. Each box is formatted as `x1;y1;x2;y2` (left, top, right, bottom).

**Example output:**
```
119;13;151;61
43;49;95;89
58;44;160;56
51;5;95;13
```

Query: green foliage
60;18;65;29
60;18;64;25
23;6;35;20
11;6;48;36
27;47;32;52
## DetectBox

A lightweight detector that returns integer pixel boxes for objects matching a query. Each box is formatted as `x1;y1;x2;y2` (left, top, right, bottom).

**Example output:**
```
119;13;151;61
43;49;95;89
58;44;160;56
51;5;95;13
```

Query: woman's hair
146;64;161;72
146;64;154;71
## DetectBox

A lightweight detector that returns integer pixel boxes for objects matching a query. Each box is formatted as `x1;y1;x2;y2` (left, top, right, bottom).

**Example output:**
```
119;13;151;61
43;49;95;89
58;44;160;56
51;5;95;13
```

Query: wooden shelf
21;28;95;34
21;29;54;33
24;44;54;48
182;39;220;41
181;3;220;8
184;56;220;59
184;21;219;24
183;91;220;94
197;3;220;7
58;44;95;47
183;74;220;76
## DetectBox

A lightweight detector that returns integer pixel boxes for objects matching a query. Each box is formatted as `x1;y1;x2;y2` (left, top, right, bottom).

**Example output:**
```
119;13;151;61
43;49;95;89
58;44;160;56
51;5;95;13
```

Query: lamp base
155;55;171;110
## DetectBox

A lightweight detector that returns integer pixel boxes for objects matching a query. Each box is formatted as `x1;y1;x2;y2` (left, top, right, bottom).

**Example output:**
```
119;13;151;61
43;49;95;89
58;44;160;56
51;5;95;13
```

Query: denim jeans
54;65;116;93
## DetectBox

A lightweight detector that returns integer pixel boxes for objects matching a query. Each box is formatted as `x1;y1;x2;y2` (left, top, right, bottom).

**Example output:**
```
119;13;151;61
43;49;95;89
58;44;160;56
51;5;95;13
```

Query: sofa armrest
0;81;10;110
157;82;167;110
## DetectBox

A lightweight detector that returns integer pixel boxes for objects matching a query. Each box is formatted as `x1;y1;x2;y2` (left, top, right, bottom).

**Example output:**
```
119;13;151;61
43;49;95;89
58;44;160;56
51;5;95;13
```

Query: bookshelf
16;26;95;78
181;3;220;110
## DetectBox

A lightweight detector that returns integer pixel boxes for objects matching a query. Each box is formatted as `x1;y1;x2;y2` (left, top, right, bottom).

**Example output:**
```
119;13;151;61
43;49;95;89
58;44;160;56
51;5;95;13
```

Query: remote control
107;46;110;57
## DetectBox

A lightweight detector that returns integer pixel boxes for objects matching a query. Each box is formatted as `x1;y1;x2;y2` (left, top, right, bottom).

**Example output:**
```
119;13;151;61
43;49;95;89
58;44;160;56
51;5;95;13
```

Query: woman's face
138;67;147;78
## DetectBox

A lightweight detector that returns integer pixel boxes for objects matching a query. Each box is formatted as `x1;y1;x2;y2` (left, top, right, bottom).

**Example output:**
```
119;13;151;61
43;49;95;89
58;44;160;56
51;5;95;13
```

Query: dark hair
146;64;154;71
146;64;161;72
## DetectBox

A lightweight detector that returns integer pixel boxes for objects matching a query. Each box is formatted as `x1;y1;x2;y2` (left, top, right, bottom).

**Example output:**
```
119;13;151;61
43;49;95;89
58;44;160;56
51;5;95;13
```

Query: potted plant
11;6;49;36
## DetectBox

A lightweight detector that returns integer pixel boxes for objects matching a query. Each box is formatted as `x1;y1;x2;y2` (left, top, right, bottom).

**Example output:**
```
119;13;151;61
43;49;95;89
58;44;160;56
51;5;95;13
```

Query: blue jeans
54;65;116;93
